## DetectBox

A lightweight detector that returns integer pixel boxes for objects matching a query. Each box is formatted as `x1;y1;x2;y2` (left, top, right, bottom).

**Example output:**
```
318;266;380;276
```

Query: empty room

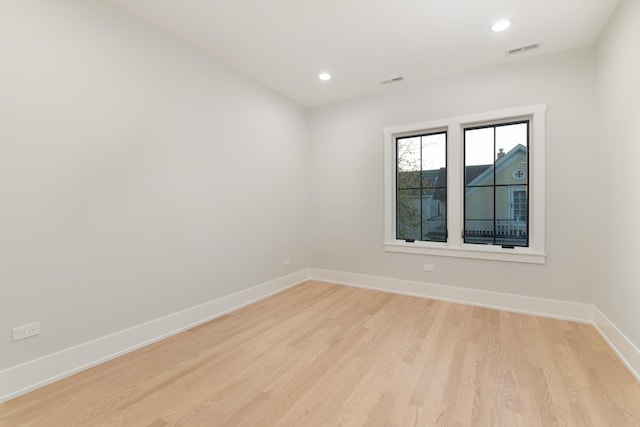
1;0;640;425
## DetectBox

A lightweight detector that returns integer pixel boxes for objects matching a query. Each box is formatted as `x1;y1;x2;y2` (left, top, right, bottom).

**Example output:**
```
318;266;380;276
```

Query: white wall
0;0;309;369
310;48;599;302
596;0;640;349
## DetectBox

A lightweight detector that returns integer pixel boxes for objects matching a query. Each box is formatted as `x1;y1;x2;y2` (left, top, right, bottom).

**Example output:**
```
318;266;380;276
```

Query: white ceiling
105;0;619;107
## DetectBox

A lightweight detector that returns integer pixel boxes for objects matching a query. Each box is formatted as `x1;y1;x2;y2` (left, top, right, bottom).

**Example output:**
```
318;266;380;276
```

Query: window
464;121;529;247
383;104;546;264
396;131;447;242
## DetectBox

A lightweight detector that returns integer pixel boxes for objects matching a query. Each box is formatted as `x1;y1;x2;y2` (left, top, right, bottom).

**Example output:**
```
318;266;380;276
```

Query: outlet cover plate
12;322;40;341
423;264;434;272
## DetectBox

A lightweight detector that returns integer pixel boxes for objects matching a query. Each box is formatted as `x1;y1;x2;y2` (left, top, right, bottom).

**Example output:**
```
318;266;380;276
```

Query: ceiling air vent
381;76;405;85
507;43;541;56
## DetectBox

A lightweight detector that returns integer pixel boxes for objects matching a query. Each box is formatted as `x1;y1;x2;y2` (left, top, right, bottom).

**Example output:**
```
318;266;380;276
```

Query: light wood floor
2;281;640;426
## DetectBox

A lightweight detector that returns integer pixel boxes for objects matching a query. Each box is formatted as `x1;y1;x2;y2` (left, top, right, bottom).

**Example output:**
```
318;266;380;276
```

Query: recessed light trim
491;20;511;32
318;72;331;81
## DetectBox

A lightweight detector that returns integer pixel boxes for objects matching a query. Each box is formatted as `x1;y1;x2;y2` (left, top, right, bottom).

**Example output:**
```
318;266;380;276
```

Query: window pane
495;122;528;186
397;189;421;240
465;127;494;186
398;170;421;189
465;164;493;187
421;133;446;170
397;137;421;172
465;127;494;165
397;137;421;189
465;186;494;244
422;188;446;242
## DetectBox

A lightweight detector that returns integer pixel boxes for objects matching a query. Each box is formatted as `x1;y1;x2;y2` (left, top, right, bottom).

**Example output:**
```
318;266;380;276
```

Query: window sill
384;241;546;264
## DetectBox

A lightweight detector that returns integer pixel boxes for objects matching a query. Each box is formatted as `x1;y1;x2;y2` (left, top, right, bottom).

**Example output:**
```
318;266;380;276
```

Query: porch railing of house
415;218;527;242
464;219;527;238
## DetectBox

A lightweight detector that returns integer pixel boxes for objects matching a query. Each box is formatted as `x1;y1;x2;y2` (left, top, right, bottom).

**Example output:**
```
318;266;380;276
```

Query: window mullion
493;126;497;245
448;124;462;247
419;136;423;241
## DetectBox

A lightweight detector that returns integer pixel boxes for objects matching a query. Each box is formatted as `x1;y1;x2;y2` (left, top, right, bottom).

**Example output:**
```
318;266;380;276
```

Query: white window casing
383;104;546;264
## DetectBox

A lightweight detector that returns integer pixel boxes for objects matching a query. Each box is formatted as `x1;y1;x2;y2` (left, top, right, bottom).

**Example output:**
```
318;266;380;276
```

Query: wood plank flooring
1;281;640;426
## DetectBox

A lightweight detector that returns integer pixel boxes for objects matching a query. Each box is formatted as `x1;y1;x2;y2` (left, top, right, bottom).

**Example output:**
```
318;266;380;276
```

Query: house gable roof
466;144;527;187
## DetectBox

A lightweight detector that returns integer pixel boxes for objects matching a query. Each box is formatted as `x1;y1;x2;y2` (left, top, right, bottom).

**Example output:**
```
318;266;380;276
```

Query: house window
396;131;447;242
464;121;529;247
383;104;546;264
511;189;527;221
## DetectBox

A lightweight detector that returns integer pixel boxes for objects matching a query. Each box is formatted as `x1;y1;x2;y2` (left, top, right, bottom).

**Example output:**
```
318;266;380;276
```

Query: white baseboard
592;308;640;383
3;267;638;403
310;268;594;322
0;269;311;403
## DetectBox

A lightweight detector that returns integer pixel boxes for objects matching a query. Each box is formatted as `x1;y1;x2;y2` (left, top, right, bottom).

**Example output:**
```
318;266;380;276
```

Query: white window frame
383;104;546;264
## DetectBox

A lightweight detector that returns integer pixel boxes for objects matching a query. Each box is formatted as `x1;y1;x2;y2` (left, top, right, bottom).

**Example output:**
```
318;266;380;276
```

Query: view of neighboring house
397;144;528;246
465;144;528;246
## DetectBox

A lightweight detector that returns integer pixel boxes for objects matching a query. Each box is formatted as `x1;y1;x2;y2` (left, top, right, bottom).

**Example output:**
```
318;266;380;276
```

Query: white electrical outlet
283;257;291;266
423;264;434;272
12;322;40;341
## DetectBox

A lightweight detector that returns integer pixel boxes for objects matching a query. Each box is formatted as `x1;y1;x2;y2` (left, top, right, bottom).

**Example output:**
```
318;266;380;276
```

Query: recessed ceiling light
318;73;331;81
491;20;511;32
